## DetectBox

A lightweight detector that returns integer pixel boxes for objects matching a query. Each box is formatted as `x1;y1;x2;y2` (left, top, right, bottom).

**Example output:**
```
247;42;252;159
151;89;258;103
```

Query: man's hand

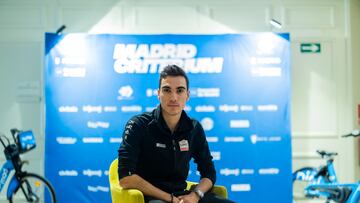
178;191;200;203
172;196;184;203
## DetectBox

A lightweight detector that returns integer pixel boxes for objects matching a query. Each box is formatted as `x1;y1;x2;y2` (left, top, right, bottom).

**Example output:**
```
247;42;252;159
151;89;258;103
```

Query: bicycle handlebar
342;130;360;138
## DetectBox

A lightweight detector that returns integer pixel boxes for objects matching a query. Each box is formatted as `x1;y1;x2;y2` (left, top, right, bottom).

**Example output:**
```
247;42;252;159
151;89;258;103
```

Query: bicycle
0;128;56;203
293;130;360;203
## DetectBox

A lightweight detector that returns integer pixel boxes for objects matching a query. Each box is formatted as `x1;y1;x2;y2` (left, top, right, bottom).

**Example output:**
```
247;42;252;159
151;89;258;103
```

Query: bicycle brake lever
342;130;360;137
10;128;20;136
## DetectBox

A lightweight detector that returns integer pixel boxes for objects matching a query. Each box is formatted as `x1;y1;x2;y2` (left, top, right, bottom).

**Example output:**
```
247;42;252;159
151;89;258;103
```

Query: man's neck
162;112;181;134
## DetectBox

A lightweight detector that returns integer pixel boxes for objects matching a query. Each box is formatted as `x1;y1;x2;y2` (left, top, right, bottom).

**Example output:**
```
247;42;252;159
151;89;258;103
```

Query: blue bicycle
0;129;56;203
293;130;360;203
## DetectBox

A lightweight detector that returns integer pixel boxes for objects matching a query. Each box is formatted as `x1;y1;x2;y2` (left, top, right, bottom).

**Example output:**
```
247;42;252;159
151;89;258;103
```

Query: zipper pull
172;139;176;150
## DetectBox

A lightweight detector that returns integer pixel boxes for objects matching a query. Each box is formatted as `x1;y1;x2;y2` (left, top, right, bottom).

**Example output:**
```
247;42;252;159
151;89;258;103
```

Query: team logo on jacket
179;140;189;151
156;143;166;148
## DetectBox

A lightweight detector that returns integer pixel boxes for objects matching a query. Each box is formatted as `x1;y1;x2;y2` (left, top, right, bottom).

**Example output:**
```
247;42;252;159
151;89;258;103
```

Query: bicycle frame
305;182;360;203
323;158;338;183
0;160;21;200
293;156;338;184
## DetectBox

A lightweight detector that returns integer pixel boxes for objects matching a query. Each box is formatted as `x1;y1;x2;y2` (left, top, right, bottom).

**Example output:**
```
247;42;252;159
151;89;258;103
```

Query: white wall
0;0;358;202
350;0;360;179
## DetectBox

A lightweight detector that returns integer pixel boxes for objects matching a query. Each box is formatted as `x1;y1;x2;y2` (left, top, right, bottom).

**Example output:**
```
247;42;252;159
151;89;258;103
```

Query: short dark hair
159;65;189;89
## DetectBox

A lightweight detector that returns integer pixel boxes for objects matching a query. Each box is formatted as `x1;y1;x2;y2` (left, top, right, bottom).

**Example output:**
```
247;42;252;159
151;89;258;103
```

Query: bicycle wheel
293;167;319;200
9;173;56;203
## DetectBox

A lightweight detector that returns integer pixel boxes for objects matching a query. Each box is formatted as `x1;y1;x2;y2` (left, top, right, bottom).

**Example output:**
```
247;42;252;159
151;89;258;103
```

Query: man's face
158;76;189;117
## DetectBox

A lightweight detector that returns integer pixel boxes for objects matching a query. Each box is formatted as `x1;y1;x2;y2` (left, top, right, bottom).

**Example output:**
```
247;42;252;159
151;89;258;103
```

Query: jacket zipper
171;134;177;193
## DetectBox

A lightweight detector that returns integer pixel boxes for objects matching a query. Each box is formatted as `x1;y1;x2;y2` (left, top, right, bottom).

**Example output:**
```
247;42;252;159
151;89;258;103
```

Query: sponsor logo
250;135;257;144
21;135;33;142
59;170;78;176
109;137;122;143
87;121;110;129
82;137;104;143
146;89;158;97
206;136;219;143
121;105;142;112
224;136;244;142
1;168;9;185
56;137;77;144
195;105;216;112
241;169;255;175
250;134;281;144
55;67;86;78
231;184;251;192
156;143;166;148
104;106;117;112
113;43;224;74
257;104;278;112
83;105;102;113
240;105;253;111
191;88;220;98
219;105;238;113
200;117;214;131
87;186;109;192
295;170;317;182
59;106;78;113
179;140;189;151
117;86;133;100
220;168;240;176
83;169;102;177
145;106;157;112
211;151;221;161
259;168;280;175
230;120;250;128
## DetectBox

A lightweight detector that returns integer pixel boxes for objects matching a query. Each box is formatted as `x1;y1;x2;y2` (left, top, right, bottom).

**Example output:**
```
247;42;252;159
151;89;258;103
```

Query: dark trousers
145;190;236;203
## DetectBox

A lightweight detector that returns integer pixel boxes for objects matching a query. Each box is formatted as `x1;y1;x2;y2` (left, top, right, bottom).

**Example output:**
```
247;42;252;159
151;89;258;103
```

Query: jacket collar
151;105;193;134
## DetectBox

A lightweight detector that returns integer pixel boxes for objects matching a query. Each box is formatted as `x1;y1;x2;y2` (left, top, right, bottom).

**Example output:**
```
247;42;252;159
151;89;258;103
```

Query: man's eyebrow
176;86;186;89
161;86;171;89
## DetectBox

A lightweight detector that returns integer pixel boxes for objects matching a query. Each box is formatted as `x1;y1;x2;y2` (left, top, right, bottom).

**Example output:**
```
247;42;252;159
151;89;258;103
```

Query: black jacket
118;105;216;193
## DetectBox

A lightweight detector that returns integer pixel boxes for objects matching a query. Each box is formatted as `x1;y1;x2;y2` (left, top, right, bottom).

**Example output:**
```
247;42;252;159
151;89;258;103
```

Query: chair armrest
185;181;228;199
110;182;145;203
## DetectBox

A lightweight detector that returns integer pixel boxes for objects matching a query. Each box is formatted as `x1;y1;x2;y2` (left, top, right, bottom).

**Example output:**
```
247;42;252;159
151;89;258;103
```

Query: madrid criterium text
113;43;224;74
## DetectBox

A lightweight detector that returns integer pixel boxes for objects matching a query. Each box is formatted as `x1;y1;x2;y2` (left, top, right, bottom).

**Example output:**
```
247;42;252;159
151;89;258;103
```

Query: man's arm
119;174;181;203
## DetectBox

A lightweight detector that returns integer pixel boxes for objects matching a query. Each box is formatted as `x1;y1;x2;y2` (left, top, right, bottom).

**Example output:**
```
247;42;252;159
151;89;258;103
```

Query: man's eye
177;89;185;94
162;88;171;93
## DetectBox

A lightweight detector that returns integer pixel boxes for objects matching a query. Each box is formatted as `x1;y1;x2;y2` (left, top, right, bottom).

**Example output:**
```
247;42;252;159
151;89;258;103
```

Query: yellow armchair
109;159;228;203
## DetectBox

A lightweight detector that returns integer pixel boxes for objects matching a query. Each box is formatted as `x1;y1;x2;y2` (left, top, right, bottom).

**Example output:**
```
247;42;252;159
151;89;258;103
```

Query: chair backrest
109;159;119;185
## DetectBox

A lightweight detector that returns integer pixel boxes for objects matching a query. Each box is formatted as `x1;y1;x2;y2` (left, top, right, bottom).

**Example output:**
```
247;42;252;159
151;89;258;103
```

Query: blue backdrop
45;33;292;203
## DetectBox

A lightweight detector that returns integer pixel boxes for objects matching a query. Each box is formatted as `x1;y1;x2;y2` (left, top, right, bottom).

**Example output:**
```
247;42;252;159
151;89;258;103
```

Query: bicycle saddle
316;150;338;158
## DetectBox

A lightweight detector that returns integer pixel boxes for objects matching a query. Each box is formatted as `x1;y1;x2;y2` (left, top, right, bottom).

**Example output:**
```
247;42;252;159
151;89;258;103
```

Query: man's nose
169;92;178;101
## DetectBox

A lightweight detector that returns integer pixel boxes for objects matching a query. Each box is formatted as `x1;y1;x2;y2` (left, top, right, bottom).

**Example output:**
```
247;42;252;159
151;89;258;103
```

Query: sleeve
192;121;217;185
117;117;143;180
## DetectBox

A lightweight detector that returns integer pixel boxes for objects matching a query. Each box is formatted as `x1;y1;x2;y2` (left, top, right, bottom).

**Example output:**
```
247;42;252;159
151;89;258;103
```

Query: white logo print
201;117;214;131
118;86;133;100
87;186;109;192
250;134;257;144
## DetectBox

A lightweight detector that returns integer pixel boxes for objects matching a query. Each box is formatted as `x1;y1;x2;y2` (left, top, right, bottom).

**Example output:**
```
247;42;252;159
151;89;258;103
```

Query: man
118;65;234;203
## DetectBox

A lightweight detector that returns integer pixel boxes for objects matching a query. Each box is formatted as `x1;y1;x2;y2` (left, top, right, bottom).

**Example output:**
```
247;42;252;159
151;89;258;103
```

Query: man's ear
187;90;190;101
157;89;160;100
